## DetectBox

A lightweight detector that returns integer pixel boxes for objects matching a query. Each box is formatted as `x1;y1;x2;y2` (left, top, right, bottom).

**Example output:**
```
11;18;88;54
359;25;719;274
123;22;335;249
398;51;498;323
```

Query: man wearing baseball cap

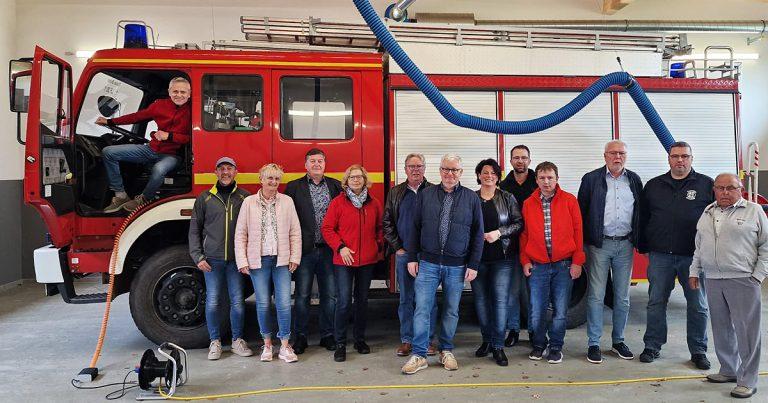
189;157;253;359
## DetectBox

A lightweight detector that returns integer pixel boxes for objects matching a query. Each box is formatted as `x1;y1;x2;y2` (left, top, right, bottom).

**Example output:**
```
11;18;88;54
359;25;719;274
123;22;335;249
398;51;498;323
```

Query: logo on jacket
686;190;697;200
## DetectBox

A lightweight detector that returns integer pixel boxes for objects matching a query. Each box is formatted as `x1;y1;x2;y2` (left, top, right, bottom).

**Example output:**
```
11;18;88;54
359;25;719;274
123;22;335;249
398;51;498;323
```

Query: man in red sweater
97;77;192;212
520;161;584;364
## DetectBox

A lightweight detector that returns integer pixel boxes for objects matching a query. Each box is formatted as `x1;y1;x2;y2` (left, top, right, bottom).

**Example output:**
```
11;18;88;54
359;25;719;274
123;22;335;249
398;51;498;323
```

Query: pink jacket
234;192;302;269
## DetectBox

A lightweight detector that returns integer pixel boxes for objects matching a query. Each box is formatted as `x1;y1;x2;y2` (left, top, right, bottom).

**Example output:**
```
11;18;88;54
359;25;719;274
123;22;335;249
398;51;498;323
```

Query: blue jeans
412;260;466;357
586;239;634;346
203;259;245;341
293;246;336;338
102;144;179;199
472;259;513;349
249;256;292;341
506;257;528;332
396;253;437;343
333;264;374;344
643;252;708;354
529;260;573;351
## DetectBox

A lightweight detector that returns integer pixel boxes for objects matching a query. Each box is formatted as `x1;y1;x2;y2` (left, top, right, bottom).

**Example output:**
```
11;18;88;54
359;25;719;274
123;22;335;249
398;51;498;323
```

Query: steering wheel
105;124;149;144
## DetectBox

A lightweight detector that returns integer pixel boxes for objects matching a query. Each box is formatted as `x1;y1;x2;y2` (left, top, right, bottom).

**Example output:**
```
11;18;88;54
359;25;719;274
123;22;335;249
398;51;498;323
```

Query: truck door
21;47;75;245
272;71;363;183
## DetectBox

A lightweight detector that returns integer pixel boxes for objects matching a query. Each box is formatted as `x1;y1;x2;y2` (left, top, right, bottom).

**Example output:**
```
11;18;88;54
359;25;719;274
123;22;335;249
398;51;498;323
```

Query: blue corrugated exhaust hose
353;0;676;151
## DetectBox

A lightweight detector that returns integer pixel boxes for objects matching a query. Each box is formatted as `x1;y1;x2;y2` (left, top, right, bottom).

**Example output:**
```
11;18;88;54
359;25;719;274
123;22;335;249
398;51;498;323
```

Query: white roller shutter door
394;91;498;190
618;93;737;185
503;92;613;194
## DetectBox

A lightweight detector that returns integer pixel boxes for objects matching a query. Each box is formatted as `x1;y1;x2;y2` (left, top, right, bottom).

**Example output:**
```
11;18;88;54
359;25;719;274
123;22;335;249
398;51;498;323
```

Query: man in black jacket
285;148;343;354
637;141;713;370
400;154;484;375
383;153;438;357
189;157;252;360
499;144;537;347
578;140;642;364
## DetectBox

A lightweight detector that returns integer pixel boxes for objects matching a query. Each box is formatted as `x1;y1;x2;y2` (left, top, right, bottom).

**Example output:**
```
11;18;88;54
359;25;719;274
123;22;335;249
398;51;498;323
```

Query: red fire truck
11;18;744;347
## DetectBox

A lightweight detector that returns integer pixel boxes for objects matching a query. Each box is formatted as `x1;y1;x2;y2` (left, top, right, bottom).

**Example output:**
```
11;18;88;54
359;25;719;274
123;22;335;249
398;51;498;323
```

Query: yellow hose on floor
158;371;768;400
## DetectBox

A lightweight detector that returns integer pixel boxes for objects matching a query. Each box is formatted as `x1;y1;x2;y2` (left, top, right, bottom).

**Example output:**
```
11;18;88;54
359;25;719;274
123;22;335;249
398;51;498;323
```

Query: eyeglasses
348;175;365;181
713;185;741;192
511;156;530;161
405;164;425;170
440;167;462;174
605;151;627;157
669;154;691;160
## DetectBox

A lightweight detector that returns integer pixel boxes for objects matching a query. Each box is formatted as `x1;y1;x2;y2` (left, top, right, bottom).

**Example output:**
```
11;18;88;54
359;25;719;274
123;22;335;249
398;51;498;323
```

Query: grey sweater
690;198;768;282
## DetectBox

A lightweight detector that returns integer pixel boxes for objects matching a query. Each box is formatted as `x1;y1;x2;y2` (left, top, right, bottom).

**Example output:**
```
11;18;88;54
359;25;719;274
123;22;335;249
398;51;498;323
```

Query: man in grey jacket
689;173;767;399
189;157;252;360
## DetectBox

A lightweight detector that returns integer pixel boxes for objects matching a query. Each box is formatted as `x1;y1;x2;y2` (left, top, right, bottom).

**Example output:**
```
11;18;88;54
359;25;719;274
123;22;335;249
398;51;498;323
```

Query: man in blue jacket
401;153;484;375
638;141;713;370
578;140;642;364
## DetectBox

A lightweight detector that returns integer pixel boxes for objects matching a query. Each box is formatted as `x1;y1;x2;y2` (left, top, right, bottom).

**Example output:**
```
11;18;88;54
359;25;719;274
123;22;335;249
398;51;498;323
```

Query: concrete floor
1;280;766;402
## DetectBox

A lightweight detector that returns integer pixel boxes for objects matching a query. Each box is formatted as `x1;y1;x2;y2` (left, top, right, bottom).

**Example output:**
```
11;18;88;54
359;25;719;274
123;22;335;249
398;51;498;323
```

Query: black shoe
319;335;337;351
529;347;545;361
292;335;308;355
475;342;492;357
611;343;634;360
639;348;660;363
354;340;371;354
492;348;508;366
504;330;520;347
691;353;711;370
334;344;346;362
547;349;563;364
587;346;602;364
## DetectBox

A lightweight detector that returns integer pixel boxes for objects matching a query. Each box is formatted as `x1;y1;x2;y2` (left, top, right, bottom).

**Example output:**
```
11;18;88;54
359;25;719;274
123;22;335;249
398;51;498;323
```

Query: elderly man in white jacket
689;172;767;399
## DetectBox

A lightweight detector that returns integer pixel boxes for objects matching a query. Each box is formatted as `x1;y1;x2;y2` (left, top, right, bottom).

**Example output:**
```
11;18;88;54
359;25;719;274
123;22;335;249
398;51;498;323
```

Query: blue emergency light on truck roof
124;24;148;48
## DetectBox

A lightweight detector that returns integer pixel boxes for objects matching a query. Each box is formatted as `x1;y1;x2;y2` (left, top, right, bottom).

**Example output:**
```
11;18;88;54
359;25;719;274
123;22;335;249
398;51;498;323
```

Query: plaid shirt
541;191;555;257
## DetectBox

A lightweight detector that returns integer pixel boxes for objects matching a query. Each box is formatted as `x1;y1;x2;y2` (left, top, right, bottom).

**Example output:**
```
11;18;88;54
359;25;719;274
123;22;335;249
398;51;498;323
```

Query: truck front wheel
129;245;209;348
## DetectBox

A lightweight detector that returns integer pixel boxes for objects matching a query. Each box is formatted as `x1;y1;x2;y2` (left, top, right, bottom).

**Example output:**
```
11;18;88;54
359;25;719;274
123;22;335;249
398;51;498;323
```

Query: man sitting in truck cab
96;76;192;213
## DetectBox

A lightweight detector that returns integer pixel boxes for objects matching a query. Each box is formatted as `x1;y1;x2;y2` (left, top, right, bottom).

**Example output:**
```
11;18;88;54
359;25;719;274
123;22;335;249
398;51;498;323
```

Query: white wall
1;0;18;180
11;0;768;175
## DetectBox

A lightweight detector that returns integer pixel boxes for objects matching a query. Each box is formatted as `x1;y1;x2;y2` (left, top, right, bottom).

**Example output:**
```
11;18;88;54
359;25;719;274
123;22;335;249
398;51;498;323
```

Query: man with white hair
401;154;484;375
690;173;766;399
577;140;643;364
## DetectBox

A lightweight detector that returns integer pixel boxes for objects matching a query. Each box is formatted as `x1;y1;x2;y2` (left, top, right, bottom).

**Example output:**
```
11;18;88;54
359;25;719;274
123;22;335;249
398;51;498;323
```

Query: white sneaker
231;338;253;357
208;339;222;360
279;345;298;363
260;345;273;362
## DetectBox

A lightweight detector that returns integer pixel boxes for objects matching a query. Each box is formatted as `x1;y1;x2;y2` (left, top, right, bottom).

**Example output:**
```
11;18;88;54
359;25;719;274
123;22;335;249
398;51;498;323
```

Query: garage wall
5;0;768;285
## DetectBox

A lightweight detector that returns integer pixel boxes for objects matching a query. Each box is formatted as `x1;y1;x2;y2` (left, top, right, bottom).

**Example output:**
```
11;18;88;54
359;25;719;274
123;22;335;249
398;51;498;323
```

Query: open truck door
11;46;75;247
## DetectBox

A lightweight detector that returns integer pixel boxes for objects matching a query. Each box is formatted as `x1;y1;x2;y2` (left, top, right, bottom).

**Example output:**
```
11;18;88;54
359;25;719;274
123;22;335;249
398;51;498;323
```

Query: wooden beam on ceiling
602;0;636;15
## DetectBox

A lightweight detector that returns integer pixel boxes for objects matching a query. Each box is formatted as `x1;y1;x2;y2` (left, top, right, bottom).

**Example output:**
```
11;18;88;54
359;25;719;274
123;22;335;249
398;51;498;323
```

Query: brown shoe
427;342;438;356
103;195;131;213
122;194;148;212
396;342;412;356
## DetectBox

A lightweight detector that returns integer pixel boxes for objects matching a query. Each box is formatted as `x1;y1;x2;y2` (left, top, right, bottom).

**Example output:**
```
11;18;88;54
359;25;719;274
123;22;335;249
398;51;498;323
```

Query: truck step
65;291;108;304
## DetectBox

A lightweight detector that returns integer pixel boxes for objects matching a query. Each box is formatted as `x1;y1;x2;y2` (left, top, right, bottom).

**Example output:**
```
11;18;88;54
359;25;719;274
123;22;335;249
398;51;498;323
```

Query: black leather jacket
476;188;524;258
382;180;432;256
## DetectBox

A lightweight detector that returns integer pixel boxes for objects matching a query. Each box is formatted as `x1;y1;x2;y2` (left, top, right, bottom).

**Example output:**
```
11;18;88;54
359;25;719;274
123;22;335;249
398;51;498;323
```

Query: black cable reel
136;342;188;399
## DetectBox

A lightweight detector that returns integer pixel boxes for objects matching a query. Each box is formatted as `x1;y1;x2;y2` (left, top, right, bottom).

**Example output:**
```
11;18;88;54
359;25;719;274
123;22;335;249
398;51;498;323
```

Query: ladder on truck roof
215;16;681;54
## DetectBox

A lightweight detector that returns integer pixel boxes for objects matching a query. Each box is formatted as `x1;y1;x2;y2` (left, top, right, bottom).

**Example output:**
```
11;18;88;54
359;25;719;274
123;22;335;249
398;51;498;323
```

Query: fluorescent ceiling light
75;50;95;58
288;110;351;117
671;53;759;60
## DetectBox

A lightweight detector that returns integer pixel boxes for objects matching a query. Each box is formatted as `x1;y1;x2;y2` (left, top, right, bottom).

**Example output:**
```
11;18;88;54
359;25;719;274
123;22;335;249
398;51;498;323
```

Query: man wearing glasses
401;154;484;375
578;140;643;364
637;141;714;369
689;173;766;399
383;153;439;358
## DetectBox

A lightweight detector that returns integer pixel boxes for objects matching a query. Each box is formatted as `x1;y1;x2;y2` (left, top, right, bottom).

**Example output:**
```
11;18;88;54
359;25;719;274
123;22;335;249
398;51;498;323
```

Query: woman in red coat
321;164;384;362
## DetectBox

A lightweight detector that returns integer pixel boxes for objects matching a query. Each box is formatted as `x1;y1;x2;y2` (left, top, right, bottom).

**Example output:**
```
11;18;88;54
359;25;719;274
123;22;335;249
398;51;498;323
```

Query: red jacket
520;185;586;266
321;193;384;267
110;98;191;155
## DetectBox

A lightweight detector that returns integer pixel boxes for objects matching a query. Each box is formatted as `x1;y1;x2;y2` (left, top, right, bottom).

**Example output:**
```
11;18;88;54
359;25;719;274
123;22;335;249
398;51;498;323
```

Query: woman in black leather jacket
472;158;523;366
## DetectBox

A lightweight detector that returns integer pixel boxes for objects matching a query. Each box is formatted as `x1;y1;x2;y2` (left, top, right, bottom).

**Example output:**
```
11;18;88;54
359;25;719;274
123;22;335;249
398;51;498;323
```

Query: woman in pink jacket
235;163;302;363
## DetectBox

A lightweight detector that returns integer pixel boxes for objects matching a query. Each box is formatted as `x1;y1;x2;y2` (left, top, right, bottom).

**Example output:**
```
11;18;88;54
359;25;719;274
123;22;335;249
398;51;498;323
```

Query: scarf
346;187;368;209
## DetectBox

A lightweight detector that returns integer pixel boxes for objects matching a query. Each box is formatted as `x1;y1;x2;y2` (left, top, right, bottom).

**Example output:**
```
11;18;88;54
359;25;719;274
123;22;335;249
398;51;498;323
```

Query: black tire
129;245;209;348
566;274;588;329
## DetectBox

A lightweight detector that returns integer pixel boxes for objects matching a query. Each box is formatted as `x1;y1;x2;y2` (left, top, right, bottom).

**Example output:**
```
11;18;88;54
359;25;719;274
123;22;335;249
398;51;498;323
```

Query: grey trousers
706;277;762;389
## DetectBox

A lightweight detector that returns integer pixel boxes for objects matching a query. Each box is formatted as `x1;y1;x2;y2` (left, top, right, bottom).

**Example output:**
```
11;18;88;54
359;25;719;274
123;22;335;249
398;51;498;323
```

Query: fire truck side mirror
9;59;33;113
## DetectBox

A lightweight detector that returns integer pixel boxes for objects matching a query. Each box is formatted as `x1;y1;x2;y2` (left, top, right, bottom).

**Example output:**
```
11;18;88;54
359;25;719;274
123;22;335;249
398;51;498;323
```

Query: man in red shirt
97;77;192;212
520;161;584;364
